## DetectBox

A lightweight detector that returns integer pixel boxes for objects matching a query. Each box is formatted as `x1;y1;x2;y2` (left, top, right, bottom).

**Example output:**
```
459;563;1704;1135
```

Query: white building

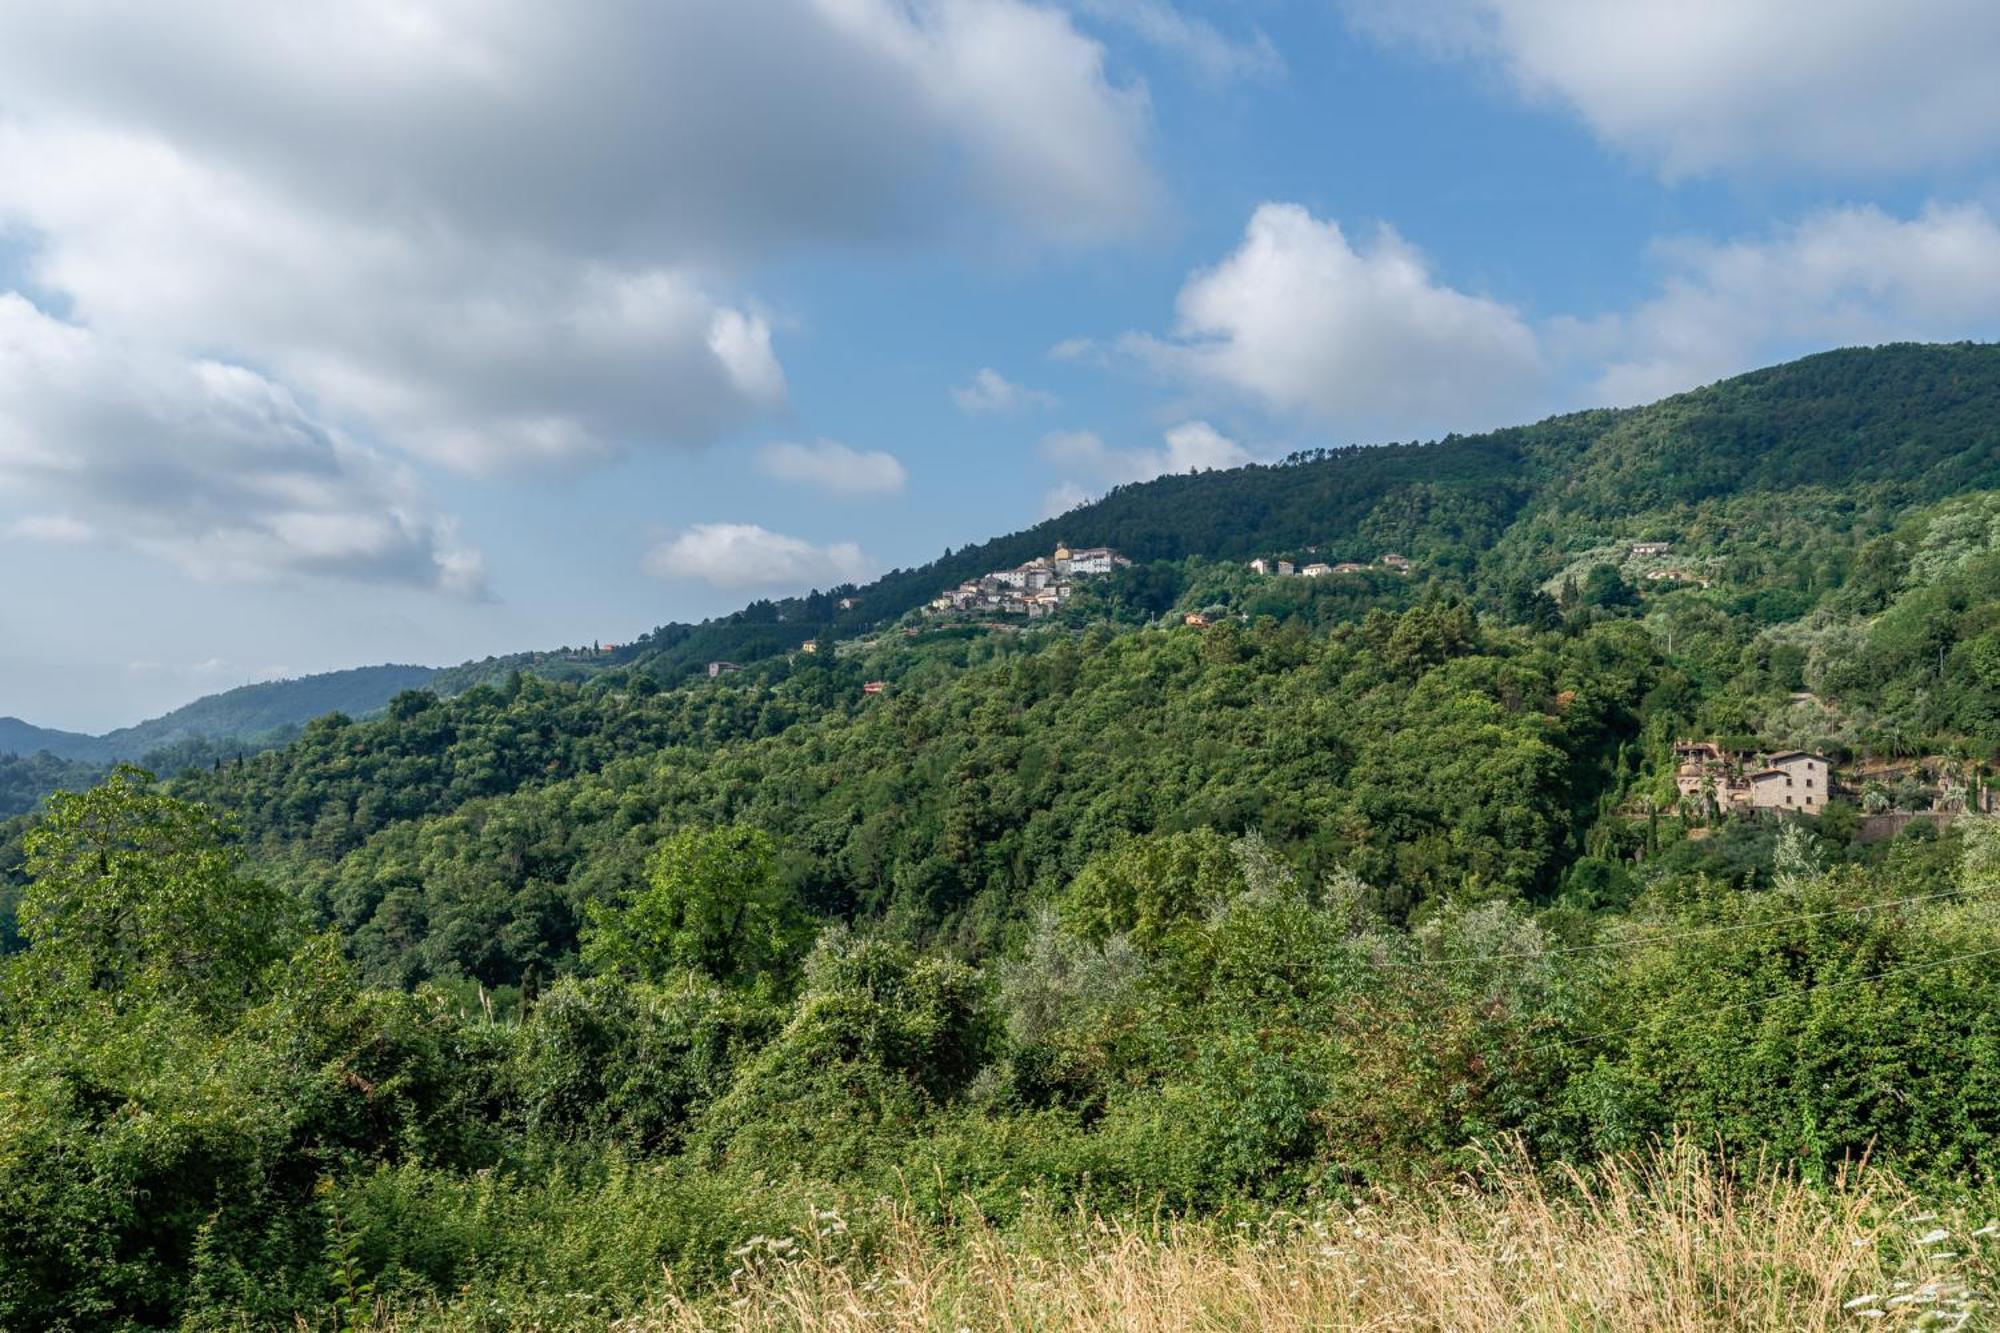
1065;546;1121;576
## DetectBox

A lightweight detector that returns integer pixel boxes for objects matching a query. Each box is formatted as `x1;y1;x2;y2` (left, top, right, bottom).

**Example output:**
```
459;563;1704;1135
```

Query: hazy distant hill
0;663;440;765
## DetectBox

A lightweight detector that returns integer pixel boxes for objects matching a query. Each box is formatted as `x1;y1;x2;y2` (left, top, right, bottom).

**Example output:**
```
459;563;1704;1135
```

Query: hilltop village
927;544;1132;618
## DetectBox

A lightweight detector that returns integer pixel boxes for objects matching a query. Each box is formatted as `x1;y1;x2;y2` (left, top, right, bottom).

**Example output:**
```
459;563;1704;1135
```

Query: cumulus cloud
0;295;484;594
0;126;792;475
1120;199;2000;439
0;1;1156;475
1342;0;2000;178
756;440;909;496
1129;204;1542;437
642;523;876;591
952;368;1058;413
1571;203;2000;405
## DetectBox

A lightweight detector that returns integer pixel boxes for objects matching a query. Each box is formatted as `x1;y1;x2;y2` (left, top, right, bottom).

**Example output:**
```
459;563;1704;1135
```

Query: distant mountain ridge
0;664;440;764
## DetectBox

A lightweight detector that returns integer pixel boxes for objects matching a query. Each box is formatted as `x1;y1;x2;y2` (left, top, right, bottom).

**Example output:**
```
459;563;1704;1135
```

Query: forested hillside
509;342;2000;689
10;343;2000;1328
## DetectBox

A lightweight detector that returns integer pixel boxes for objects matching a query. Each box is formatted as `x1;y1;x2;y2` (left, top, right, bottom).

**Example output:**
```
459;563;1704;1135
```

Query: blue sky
5;0;2000;731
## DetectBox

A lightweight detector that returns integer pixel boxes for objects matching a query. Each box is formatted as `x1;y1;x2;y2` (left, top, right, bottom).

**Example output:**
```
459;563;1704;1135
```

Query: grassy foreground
351;1143;1995;1332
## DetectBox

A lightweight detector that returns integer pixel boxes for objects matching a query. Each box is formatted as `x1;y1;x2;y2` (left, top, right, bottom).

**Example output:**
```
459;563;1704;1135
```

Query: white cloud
1048;337;1104;364
0;1;1156;474
1039;420;1257;511
1129;204;1542;437
1040;480;1096;519
1024;404;1275;546
0;295;484;594
1120;198;2000;440
1342;0;2000;178
642;523;876;591
818;0;1158;246
1574;203;2000;405
756;439;909;496
952;367;1058;413
1071;0;1282;83
1159;420;1258;473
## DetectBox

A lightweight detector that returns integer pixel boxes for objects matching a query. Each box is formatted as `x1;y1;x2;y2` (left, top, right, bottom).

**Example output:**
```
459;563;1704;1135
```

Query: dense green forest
10;344;2000;1328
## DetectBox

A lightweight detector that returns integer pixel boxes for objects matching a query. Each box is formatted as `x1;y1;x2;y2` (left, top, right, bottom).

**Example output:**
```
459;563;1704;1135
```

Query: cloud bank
0;1;1155;474
0;0;1159;592
0;296;483;594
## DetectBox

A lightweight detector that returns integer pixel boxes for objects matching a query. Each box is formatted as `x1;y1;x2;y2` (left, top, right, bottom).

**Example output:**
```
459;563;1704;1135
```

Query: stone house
1674;741;1830;815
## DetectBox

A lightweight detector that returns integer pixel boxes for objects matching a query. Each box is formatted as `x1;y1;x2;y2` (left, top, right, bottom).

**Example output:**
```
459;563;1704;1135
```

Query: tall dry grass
356;1141;1995;1331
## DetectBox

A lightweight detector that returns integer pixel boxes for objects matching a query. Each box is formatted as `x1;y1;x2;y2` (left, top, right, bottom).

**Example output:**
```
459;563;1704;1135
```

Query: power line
1533;942;2000;1054
1373;886;1975;969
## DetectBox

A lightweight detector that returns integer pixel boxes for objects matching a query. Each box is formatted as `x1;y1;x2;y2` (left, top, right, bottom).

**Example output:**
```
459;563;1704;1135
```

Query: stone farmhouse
1674;741;1831;815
